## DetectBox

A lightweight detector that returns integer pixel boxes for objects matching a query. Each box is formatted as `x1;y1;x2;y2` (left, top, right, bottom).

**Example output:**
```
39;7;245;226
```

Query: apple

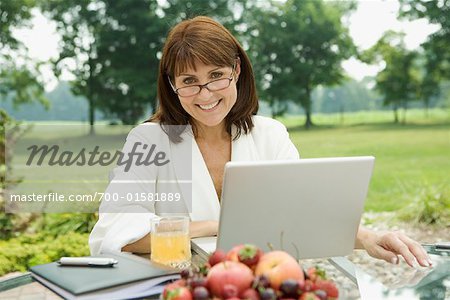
240;288;260;300
254;250;304;290
206;261;254;298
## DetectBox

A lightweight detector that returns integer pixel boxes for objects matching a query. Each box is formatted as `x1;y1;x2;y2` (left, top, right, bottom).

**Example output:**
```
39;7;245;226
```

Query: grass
8;108;450;213
281;108;450;212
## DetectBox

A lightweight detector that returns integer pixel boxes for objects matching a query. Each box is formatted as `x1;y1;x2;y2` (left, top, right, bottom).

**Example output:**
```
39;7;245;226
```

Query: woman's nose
196;85;213;100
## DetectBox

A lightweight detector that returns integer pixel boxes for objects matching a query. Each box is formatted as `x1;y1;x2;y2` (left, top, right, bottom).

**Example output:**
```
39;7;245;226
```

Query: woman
89;16;431;268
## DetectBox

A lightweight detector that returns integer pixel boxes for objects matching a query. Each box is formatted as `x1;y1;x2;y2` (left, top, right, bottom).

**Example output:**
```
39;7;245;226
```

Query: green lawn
280;109;450;212
10;109;450;213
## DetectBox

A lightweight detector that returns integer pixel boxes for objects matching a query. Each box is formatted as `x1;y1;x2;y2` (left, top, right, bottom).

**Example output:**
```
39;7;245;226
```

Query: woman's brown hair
150;16;258;141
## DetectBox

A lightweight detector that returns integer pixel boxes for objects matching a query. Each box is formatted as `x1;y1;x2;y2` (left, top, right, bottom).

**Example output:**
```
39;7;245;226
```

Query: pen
422;242;450;251
57;257;118;267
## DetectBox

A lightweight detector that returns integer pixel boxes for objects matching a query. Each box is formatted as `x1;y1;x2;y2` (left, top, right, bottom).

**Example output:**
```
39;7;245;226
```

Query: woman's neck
193;121;230;143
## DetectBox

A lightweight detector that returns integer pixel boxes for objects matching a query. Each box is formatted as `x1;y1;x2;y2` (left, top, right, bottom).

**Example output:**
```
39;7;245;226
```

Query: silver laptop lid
216;156;375;259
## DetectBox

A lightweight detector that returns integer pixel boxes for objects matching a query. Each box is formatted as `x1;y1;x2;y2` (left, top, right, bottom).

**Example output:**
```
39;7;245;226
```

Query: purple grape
193;286;209;300
188;276;207;289
315;290;327;300
260;288;277;300
280;279;299;297
255;275;271;289
180;269;192;279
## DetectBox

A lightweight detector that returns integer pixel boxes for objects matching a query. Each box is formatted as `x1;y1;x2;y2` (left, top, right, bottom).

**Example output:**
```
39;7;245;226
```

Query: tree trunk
88;96;95;135
87;40;95;135
393;106;398;123
303;87;313;129
402;102;408;124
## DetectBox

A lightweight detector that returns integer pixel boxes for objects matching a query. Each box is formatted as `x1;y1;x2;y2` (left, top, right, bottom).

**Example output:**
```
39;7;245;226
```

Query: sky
13;0;440;91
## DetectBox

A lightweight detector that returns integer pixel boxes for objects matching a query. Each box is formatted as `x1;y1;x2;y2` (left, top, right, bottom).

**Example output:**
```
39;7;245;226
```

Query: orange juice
151;231;191;267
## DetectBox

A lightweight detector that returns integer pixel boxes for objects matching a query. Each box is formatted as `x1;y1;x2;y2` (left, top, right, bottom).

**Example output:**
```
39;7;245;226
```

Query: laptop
191;156;375;260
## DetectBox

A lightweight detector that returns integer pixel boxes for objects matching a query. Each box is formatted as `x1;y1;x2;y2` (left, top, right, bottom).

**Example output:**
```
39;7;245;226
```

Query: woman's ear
234;57;241;80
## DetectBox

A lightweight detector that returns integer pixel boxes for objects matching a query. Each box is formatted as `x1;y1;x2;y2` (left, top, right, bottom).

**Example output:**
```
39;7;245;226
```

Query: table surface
0;246;448;300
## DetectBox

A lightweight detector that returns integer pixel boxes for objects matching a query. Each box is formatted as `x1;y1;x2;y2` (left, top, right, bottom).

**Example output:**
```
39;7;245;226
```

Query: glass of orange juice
150;216;191;268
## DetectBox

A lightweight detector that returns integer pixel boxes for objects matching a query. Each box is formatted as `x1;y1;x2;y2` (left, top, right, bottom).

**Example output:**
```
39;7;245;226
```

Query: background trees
361;31;420;123
247;0;356;127
399;0;450;116
3;0;449;126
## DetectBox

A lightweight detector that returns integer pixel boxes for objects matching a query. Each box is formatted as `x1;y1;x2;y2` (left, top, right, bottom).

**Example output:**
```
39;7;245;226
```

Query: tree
361;31;420;123
42;0;238;125
399;0;449;79
41;0;106;133
418;48;441;116
0;0;47;108
247;0;356;127
399;0;450;115
0;0;47;239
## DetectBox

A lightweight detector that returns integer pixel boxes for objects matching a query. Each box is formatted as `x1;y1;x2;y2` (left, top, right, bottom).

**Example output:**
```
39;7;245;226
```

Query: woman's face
173;60;240;130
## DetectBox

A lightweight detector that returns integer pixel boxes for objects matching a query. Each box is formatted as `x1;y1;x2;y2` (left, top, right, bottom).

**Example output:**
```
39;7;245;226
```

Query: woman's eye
183;78;196;85
211;72;223;79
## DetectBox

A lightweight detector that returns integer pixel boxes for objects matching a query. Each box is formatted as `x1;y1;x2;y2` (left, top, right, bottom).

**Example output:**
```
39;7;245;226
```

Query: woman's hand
356;226;432;268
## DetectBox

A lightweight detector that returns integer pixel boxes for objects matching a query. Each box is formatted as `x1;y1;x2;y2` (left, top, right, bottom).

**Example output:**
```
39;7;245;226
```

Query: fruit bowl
161;244;339;300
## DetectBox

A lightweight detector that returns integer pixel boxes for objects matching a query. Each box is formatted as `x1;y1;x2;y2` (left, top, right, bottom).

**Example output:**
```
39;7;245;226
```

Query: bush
398;185;450;226
0;232;90;276
40;213;98;235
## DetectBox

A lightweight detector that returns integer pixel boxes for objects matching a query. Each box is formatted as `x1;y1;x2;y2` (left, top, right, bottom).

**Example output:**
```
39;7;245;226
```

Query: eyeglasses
168;66;235;97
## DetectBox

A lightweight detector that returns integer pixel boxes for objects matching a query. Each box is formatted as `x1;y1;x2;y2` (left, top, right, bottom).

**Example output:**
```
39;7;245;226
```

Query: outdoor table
0;245;447;300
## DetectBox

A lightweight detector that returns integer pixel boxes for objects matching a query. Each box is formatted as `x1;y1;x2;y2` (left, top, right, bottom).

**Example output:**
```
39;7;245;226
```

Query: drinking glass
150;216;191;268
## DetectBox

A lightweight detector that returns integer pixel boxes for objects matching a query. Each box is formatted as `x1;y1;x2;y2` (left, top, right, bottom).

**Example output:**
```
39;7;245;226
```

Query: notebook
192;156;375;260
30;253;179;300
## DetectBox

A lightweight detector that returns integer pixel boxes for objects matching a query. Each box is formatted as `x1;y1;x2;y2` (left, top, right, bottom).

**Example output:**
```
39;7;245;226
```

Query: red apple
206;261;254;298
240;288;260;300
254;251;304;290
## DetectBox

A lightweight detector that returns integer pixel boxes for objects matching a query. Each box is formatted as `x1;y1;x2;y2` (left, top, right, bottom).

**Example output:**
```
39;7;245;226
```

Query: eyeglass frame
167;63;236;97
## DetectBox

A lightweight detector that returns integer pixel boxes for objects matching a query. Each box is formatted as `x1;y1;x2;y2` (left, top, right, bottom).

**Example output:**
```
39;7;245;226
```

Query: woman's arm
355;225;432;267
121;220;219;253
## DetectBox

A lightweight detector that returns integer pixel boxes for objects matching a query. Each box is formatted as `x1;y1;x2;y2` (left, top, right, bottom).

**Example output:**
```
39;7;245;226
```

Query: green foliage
0;0;47;108
397;185;450;226
0;0;35;48
40;213;98;235
0;232;90;276
0;110;30;240
247;0;356;127
361;31;420;123
399;0;450;80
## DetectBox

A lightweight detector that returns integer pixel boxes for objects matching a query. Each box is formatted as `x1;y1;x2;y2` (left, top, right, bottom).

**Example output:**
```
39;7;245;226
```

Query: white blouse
88;115;299;255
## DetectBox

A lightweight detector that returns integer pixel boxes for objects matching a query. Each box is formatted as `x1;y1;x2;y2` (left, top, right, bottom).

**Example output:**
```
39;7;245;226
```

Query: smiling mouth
197;99;221;110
